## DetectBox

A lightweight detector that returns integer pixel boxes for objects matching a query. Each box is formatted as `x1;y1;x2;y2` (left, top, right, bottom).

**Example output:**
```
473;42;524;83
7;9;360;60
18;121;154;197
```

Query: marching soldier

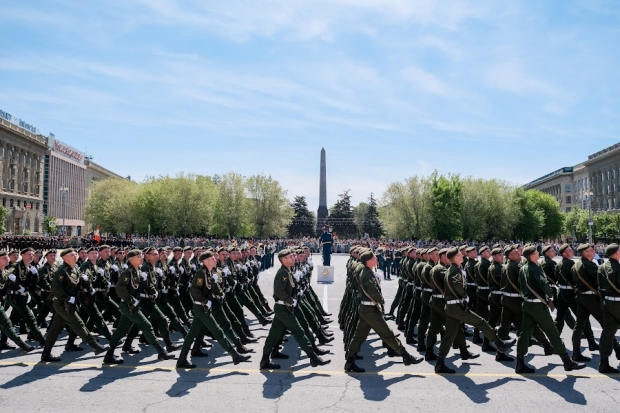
597;243;620;373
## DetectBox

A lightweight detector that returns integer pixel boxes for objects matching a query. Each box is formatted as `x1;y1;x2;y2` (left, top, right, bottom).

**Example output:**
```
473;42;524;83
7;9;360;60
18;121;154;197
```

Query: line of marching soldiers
0;243;296;368
340;242;620;374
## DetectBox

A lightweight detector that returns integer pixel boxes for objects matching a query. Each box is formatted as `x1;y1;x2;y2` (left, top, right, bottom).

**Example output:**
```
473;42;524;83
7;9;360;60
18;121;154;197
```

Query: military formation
0;243;307;369
340;242;620;374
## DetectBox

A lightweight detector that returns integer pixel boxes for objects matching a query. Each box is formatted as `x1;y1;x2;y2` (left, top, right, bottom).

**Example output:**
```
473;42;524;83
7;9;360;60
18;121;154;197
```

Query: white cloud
486;59;571;100
401;66;450;96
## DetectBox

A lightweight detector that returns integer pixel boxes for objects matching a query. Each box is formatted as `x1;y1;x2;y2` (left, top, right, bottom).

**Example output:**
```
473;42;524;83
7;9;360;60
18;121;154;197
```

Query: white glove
133;297;139;306
258;262;262;269
107;282;113;288
175;287;180;294
180;266;185;274
236;264;242;270
233;280;238;287
30;266;38;274
91;289;96;296
97;268;105;276
292;298;297;307
81;274;88;281
153;291;159;299
206;300;212;309
18;286;26;294
465;296;470;303
242;265;248;271
293;271;302;282
123;264;128;269
213;274;219;283
8;274;16;282
163;287;169;293
245;261;250;267
68;296;75;304
308;257;312;263
169;266;176;274
140;272;148;280
191;264;196;270
256;274;260;281
374;271;382;284
111;264;119;272
223;267;231;276
156;268;163;276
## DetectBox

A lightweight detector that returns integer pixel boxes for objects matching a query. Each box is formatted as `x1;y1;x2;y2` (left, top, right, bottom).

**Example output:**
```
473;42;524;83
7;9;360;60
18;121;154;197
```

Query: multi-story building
523;166;575;212
0;113;47;234
584;142;620;212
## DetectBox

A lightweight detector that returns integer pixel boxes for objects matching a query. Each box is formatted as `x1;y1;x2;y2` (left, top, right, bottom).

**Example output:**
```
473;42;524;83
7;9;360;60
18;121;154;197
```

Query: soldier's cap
465;246;476;253
491;247;503;256
228;246;239;252
278;249;292;259
126;249;142;259
360;250;375;264
199;251;215;261
20;247;34;254
577;243;592;252
183;246;192;252
541;245;553;255
172;247;183;252
438;248;448;256
45;249;57;257
144;246;157;255
513;243;522;249
606;243;620;256
418;248;427;255
35;250;42;255
216;247;227;253
446;247;459;260
86;247;98;253
163;246;171;251
558;244;570;254
459;245;468;250
77;247;86;253
478;246;489;254
60;248;76;258
8;250;18;255
110;247;118;252
193;247;201;252
0;251;7;257
522;245;538;258
117;249;125;254
158;247;167;253
426;247;438;254
98;245;110;251
504;245;516;256
493;243;501;249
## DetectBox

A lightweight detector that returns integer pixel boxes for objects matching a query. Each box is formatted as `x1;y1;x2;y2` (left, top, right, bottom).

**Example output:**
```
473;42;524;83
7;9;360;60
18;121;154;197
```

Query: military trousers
237;288;266;319
388;281;404;315
441;303;497;357
556;288;591;337
572;293;618;350
156;295;186;333
109;301;158;348
166;291;190;324
7;295;43;340
94;292;121;322
262;304;312;356
322;245;332;266
78;293;111;339
225;292;248;328
516;301;567;357
44;299;91;347
182;304;232;352
600;299;620;358
498;295;548;345
348;305;403;355
0;307;20;342
406;289;422;336
417;291;432;343
429;296;466;351
211;301;241;341
488;292;503;328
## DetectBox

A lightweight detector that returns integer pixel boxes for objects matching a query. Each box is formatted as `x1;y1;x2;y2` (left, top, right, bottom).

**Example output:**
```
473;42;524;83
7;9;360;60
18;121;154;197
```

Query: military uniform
597;245;620;372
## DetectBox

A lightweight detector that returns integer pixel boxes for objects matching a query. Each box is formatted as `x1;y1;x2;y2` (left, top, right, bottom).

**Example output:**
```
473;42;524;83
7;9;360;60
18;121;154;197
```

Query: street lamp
585;190;593;244
59;185;68;236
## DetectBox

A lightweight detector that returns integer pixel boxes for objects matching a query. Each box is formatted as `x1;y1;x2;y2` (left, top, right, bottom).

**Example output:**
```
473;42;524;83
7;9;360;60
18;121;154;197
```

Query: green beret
426;247;438;254
98;245;110;251
86;247;97;253
172;247;183;252
438;248;448;256
60;248;75;257
465;247;476;253
199;251;214;261
504;245;516;256
418;248;427;255
558;244;570;254
522;245;537;258
577;243;592;252
491;248;503;255
45;249;57;256
541;245;553;255
183;246;192;251
459;245;468;250
126;249;142;259
606;243;619;257
143;246;157;255
77;247;86;253
0;251;7;257
493;243;501;249
216;247;226;253
478;246;489;254
278;249;292;259
193;247;201;252
20;247;34;254
360;250;375;264
8;250;18;255
446;248;459;260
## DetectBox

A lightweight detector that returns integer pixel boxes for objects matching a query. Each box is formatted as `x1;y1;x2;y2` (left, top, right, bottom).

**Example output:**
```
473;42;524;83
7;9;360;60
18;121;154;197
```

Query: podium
317;265;334;283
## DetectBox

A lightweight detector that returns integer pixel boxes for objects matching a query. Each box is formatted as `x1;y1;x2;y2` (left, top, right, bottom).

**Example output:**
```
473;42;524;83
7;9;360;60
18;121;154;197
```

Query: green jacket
501;260;520;294
190;266;213;304
357;266;383;304
488;260;503;292
273;266;296;305
51;263;81;304
444;263;466;301
430;263;447;296
519;261;552;301
474;258;491;288
573;258;599;294
598;258;620;298
556;257;576;288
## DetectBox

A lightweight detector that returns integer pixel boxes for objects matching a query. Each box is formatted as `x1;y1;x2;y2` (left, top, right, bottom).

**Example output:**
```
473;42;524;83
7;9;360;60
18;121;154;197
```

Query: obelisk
317;148;328;235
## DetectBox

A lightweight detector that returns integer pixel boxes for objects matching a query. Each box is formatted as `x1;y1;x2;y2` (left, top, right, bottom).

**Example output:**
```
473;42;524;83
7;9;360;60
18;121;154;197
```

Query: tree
245;174;293;237
429;172;463;240
288;196;316;237
43;215;58;235
211;173;249;238
353;202;368;238
84;179;139;234
564;207;590;241
363;193;384;238
380;177;430;239
328;190;357;238
0;206;7;234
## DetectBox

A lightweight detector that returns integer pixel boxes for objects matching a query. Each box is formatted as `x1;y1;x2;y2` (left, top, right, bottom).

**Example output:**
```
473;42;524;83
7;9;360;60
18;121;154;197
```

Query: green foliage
288;196;316;237
328;190;357;238
0;206;7;234
362;193;383;238
245;174;293;237
43;215;58;235
429;172;463;240
564;207;590;241
380;177;429;239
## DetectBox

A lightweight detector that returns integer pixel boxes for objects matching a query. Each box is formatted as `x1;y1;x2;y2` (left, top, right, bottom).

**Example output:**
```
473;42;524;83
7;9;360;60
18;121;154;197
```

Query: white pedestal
317;265;334;283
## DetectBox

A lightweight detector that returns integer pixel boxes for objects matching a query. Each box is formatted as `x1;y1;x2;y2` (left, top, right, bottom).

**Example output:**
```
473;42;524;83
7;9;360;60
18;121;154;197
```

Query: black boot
434;356;455;374
515;357;535;373
344;353;365;372
65;335;83;352
260;353;280;369
103;348;124;364
481;337;496;353
562;353;586;371
598;356;619;373
588;336;599;352
229;347;251;365
235;338;254;354
406;333;417;345
416;342;427;353
424;347;438;361
307;349;331;367
317;331;334;345
271;348;289;359
472;329;482;344
156;343;175;360
191;340;208;358
241;334;259;344
14;337;35;355
386;347;399;357
41;346;61;362
572;349;592;362
0;335;16;350
259;317;271;326
460;346;480;360
176;349;196;369
400;348;423;365
543;342;554;356
164;337;181;352
312;344;330;356
495;351;514;362
122;342;141;354
493;337;516;353
86;337;109;355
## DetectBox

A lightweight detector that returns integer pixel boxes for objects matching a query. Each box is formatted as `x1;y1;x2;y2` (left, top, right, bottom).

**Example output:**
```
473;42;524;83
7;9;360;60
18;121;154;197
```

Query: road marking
323;285;329;312
0;360;615;379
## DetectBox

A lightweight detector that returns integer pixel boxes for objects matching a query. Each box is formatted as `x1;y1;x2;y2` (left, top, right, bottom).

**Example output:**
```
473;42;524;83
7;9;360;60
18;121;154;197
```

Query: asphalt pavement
0;254;619;412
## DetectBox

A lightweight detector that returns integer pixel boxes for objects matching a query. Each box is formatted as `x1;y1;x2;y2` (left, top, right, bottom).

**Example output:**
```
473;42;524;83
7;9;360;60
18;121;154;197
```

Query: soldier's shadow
439;362;524;404
518;359;589;405
348;372;421;401
261;369;329;399
1;361;100;389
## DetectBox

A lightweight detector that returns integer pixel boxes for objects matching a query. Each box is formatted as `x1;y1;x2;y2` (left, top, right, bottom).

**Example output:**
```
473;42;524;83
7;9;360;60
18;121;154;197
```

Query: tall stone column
316;148;328;235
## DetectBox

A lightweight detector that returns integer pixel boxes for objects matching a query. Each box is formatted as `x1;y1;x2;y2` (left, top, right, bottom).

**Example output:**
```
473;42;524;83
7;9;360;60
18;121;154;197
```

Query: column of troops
340;242;620;374
0;243;332;369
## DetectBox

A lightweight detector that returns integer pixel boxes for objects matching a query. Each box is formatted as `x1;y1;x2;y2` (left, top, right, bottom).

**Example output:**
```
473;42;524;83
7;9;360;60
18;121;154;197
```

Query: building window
566;196;571;204
9;199;13;207
565;184;572;193
566;207;571;212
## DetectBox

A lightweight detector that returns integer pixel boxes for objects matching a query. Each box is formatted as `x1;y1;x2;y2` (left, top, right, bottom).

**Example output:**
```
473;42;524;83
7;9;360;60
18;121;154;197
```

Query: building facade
584;143;620;212
523;166;575;212
0;117;47;234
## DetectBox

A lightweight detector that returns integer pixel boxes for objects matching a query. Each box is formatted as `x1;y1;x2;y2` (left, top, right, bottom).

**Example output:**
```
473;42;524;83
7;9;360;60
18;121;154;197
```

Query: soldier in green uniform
102;249;175;364
178;247;195;314
474;246;495;352
41;248;109;362
345;249;422;373
464;247;480;343
78;247;113;340
176;250;251;369
436;248;515;374
597;243;620;373
487;247;513;362
417;247;438;352
572;243;620;362
386;247;408;319
514;246;586;373
260;249;330;370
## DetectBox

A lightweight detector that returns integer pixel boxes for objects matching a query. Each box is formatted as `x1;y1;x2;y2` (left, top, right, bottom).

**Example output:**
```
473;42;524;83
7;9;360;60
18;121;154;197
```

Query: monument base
317;265;334;283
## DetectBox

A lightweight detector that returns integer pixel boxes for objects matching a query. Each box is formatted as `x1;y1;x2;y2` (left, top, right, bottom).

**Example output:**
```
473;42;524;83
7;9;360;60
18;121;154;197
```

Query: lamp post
59;186;68;236
585;190;593;244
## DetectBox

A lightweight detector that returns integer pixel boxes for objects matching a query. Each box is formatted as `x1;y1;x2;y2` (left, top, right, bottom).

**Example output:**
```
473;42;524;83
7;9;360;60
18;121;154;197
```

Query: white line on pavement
323;285;329;312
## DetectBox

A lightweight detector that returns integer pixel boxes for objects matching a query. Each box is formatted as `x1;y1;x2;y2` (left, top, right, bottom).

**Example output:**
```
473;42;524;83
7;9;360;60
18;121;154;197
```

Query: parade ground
0;254;619;412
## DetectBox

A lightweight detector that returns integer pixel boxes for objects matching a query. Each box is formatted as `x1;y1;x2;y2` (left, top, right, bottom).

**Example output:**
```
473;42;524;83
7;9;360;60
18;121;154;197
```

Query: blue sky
1;0;619;212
